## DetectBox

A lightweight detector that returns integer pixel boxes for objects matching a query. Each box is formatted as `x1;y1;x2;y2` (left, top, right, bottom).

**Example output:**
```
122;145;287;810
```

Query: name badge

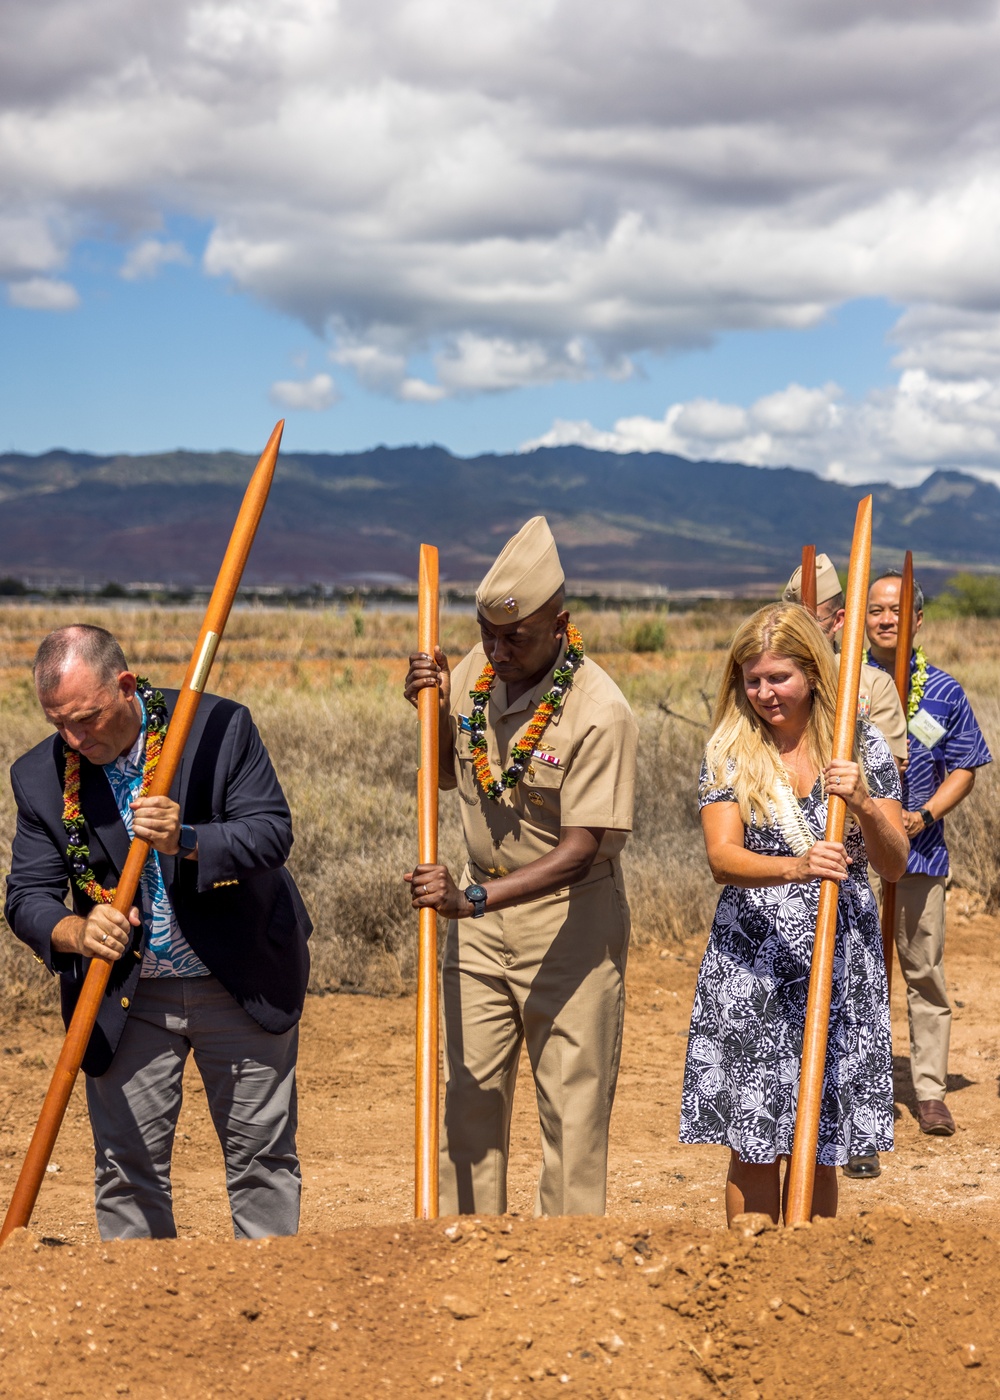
908;707;947;750
458;714;472;733
531;749;560;766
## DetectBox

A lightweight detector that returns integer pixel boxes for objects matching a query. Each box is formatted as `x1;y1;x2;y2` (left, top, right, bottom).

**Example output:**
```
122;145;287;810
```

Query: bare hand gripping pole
800;545;817;615
786;496;872;1226
415;544;441;1219
0;420;284;1246
879;550;914;995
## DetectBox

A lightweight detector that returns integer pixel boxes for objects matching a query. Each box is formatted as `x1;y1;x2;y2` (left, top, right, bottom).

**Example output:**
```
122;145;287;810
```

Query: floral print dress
679;722;901;1166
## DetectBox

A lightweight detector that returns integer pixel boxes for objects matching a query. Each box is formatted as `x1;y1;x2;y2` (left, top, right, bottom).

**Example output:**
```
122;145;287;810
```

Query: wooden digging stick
786;495;872;1226
415;543;440;1219
879;551;915;994
0;420;284;1246
801;545;817;615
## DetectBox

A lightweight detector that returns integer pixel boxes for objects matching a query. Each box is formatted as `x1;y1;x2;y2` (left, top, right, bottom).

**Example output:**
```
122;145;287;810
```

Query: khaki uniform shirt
444;642;638;878
842;657;908;764
861;662;908;764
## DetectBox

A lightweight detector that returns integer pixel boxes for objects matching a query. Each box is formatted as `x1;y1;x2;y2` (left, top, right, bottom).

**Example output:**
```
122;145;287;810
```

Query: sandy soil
2;902;999;1396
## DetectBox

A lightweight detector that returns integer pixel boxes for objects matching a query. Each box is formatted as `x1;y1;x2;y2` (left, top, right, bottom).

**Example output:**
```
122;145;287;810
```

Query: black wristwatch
919;807;935;829
463;884;488;919
178;824;198;855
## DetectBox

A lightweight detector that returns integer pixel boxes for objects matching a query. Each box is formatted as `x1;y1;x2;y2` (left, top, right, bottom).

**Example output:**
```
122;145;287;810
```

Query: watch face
466;884;487;901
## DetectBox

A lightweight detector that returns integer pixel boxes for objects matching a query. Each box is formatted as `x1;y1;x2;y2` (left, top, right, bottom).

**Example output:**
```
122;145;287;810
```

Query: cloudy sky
4;0;1000;483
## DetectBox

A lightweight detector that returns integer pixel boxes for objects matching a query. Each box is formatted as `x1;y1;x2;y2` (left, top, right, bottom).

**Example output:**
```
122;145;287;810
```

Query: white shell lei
768;777;816;856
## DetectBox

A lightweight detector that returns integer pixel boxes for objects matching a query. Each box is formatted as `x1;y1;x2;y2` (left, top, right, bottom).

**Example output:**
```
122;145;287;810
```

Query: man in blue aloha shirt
866;571;992;1138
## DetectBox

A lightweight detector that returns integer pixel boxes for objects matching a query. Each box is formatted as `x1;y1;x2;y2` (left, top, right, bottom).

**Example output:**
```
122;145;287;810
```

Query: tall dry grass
1;605;997;1018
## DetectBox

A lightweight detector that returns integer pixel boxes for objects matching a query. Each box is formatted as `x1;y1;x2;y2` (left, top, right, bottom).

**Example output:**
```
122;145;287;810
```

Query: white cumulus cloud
523;368;1000;485
7;276;80;310
5;0;1000;465
268;372;338;412
120;238;190;280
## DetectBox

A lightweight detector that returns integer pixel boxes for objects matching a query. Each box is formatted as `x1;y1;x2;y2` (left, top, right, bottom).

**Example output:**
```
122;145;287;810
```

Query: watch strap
463;884;488;918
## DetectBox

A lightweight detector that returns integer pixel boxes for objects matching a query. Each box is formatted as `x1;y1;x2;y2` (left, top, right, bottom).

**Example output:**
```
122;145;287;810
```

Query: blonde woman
679;604;908;1224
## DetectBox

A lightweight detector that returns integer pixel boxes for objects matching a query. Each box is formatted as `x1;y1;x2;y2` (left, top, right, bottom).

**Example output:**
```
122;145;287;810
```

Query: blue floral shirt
103;696;209;978
868;652;992;878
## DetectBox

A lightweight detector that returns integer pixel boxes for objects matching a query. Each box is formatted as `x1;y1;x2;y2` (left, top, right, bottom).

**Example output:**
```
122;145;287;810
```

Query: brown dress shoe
917;1099;956;1136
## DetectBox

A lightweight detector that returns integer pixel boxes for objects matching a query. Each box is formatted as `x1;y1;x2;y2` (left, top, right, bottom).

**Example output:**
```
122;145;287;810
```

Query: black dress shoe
842;1154;881;1179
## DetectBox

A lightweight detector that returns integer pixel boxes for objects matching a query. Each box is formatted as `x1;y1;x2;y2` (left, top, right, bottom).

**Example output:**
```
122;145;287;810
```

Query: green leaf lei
861;643;928;719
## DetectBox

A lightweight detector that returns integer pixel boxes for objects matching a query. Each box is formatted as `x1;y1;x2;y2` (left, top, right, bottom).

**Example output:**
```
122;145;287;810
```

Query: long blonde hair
703;603;866;825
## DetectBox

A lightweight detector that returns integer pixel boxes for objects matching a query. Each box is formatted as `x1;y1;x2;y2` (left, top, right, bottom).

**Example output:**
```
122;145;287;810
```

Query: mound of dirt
1;1207;996;1399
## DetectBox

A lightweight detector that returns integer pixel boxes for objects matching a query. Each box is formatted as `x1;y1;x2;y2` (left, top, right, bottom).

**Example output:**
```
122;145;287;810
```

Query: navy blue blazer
5;689;312;1076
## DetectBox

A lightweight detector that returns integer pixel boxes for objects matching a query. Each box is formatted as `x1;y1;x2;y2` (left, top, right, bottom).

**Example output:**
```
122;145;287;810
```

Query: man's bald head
33;625;141;766
33;625;128;698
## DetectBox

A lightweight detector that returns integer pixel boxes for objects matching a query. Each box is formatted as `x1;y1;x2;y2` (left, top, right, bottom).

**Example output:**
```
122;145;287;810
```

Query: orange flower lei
468;624;584;801
61;678;168;903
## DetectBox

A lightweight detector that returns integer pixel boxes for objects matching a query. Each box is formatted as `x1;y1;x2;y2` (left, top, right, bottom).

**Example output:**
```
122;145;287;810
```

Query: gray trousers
85;976;300;1241
893;874;951;1102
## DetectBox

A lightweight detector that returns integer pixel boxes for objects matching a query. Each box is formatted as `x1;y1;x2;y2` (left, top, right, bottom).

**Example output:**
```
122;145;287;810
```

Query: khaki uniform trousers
440;863;630;1217
893;874;950;1102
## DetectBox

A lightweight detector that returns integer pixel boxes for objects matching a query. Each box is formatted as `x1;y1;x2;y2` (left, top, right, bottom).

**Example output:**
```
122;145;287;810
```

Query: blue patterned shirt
868;652;992;878
102;696;209;978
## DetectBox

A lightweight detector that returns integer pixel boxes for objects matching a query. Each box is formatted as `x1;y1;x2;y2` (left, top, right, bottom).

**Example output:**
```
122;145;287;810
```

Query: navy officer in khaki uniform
783;552;908;771
405;517;638;1216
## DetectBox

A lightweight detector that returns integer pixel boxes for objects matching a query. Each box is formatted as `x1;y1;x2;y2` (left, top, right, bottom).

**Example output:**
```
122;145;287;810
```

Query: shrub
621;614;670;655
929;572;1000;619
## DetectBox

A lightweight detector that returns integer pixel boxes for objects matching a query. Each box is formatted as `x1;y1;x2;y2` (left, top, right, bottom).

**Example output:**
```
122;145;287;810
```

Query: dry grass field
4;604;1000;1400
0;602;997;1017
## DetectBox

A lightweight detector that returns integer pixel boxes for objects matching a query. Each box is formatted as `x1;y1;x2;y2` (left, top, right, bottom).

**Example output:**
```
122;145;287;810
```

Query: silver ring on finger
100;932;108;943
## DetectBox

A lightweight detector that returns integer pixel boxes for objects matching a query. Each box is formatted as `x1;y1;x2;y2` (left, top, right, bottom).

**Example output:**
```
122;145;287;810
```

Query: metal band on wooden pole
801;545;817;615
415;544;440;1219
0;420;284;1246
879;550;915;993
786;495;872;1225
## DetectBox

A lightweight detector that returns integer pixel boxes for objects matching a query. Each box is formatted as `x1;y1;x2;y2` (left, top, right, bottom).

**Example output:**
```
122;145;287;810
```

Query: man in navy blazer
5;624;312;1241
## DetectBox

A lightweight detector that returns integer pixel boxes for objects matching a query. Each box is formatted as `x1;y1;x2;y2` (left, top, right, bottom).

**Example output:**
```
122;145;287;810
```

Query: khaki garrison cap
783;552;842;607
476;516;565;625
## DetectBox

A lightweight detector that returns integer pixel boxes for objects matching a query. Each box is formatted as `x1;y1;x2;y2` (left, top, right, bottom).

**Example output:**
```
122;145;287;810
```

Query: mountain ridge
1;444;995;591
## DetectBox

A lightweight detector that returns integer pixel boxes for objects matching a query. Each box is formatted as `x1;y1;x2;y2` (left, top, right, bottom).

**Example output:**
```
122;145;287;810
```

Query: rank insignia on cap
476;517;564;627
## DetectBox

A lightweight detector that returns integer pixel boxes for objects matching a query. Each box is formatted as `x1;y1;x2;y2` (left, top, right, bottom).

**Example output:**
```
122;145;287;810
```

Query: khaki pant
893;874;950;1102
440;863;630;1217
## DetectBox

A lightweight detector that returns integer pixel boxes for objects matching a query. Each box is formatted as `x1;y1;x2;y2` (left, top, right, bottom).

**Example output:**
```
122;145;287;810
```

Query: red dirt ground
2;905;999;1397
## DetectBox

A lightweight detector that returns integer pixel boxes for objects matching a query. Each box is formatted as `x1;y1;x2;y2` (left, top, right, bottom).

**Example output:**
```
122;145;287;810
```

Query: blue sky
3;2;1000;483
0;223;901;459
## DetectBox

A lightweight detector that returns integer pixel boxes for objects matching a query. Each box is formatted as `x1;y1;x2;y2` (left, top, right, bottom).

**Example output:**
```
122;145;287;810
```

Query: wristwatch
178;824;198;855
463;884;488;919
919;807;935;828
